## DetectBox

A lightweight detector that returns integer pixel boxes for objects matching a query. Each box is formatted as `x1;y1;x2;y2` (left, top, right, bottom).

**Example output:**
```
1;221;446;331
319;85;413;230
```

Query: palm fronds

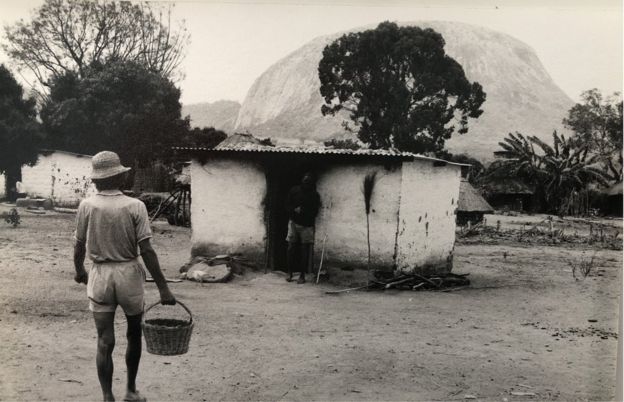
487;131;613;215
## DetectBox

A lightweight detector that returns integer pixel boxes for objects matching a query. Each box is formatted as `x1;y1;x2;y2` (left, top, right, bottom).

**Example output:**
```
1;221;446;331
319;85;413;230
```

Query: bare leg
125;313;142;395
298;244;311;283
93;312;116;402
286;241;297;281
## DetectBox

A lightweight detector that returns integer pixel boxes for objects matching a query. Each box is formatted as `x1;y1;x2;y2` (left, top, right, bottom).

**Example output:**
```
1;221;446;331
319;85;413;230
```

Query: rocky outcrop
182;100;241;133
235;21;574;161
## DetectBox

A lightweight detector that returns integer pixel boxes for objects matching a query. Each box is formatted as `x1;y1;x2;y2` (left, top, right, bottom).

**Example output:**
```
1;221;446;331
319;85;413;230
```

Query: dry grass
570;253;597;280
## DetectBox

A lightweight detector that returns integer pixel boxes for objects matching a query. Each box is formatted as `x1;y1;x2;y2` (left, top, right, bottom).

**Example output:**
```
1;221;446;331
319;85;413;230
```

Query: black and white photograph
0;0;622;401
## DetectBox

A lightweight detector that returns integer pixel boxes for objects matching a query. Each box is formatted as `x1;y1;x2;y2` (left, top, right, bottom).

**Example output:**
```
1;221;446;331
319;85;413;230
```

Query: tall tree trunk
5;164;22;202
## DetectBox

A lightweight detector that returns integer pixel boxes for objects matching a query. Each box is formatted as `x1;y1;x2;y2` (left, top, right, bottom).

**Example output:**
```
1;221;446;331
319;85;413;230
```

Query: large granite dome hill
234;21;574;161
182;100;241;133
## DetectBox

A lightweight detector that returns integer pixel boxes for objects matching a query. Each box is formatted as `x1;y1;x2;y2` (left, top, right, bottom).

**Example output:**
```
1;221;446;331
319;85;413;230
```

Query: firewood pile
371;271;470;291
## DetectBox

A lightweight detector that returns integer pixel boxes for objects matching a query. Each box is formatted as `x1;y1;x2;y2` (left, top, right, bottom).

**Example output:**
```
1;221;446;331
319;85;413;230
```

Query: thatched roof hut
482;179;535;212
457;180;493;225
482;179;534;195
458;180;493;213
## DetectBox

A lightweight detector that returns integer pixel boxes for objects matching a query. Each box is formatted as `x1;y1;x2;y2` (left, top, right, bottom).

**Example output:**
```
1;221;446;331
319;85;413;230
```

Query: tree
0;65;43;196
323;138;362;150
318;21;486;154
3;0;189;97
446;153;485;185
490;132;542;184
181;127;227;149
563;89;623;181
487;131;609;215
40;60;189;166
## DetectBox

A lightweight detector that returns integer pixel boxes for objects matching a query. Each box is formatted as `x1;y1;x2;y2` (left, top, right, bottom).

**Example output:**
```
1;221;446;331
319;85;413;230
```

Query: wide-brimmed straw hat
91;151;131;180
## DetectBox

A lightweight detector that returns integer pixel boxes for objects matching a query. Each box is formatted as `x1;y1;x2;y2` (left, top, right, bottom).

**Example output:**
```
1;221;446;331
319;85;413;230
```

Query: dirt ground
0;208;621;401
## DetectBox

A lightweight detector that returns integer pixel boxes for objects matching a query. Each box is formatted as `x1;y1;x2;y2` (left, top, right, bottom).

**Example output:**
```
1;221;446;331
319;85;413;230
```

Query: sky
0;0;622;105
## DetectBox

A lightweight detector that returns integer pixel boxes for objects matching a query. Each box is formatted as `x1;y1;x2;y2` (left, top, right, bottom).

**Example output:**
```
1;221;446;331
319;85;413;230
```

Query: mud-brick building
21;150;96;208
176;136;465;277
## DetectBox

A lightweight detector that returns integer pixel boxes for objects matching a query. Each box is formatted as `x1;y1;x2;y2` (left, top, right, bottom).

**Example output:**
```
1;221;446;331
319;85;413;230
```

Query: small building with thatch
482;179;534;212
20;150;96;207
457;180;493;225
175;134;466;279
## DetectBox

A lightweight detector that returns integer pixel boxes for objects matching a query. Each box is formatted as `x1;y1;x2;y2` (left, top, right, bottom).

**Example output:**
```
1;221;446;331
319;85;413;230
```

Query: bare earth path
0;212;620;401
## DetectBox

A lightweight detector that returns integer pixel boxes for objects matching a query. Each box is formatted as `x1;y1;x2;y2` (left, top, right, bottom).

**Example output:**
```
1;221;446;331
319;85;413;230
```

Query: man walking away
285;172;321;284
73;151;176;402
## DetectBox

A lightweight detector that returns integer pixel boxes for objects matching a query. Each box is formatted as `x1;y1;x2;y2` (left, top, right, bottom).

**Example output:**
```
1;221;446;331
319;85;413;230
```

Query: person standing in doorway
285;172;321;284
73;151;176;402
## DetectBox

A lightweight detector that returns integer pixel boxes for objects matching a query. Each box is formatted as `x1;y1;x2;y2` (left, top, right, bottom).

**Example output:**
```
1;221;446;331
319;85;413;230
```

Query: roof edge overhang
39;148;93;158
172;146;469;167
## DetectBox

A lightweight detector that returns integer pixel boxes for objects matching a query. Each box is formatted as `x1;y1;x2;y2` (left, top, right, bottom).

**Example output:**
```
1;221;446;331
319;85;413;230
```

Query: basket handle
144;300;192;324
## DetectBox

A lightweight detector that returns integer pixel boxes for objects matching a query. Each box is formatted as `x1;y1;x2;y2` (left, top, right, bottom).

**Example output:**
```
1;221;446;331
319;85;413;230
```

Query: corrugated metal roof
172;144;469;167
39;149;93;158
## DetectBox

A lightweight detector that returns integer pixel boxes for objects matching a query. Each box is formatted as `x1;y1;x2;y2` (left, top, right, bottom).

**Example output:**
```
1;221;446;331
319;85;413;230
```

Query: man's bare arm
139;238;176;305
73;241;88;284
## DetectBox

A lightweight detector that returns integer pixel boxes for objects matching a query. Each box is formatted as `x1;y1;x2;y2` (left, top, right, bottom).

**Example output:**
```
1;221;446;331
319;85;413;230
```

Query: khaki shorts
87;259;146;316
286;220;315;244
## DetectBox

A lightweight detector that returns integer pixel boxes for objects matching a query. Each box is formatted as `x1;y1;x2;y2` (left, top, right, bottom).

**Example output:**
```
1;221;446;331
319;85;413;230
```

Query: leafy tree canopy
323;138;363;150
563;89;623;181
488;131;609;215
318;21;486;154
181;127;227;149
0;64;42;177
446;153;485;185
3;0;189;97
40;60;189;166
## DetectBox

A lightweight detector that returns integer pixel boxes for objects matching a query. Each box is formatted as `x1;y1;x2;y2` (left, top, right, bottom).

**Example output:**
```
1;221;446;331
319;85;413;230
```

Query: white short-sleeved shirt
74;190;152;263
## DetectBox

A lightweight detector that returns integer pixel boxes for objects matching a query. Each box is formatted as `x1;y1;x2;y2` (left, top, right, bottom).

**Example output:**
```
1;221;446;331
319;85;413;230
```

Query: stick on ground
325;285;369;294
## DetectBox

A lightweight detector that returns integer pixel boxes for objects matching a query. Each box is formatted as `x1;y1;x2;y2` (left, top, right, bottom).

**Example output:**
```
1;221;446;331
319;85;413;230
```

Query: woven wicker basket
142;301;193;356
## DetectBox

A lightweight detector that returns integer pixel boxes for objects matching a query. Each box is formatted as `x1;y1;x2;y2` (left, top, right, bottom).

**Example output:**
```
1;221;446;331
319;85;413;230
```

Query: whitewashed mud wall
21;155;52;198
395;160;461;273
188;155;461;277
190;157;266;260
0;173;5;198
21;152;95;207
315;163;402;268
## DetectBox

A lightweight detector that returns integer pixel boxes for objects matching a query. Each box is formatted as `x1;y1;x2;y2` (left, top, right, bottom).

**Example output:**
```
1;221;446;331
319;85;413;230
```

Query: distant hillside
182;100;241;133
234;21;574;161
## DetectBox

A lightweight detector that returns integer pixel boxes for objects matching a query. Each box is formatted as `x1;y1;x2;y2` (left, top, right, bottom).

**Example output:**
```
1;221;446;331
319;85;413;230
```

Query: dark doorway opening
264;157;312;271
4;165;22;202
